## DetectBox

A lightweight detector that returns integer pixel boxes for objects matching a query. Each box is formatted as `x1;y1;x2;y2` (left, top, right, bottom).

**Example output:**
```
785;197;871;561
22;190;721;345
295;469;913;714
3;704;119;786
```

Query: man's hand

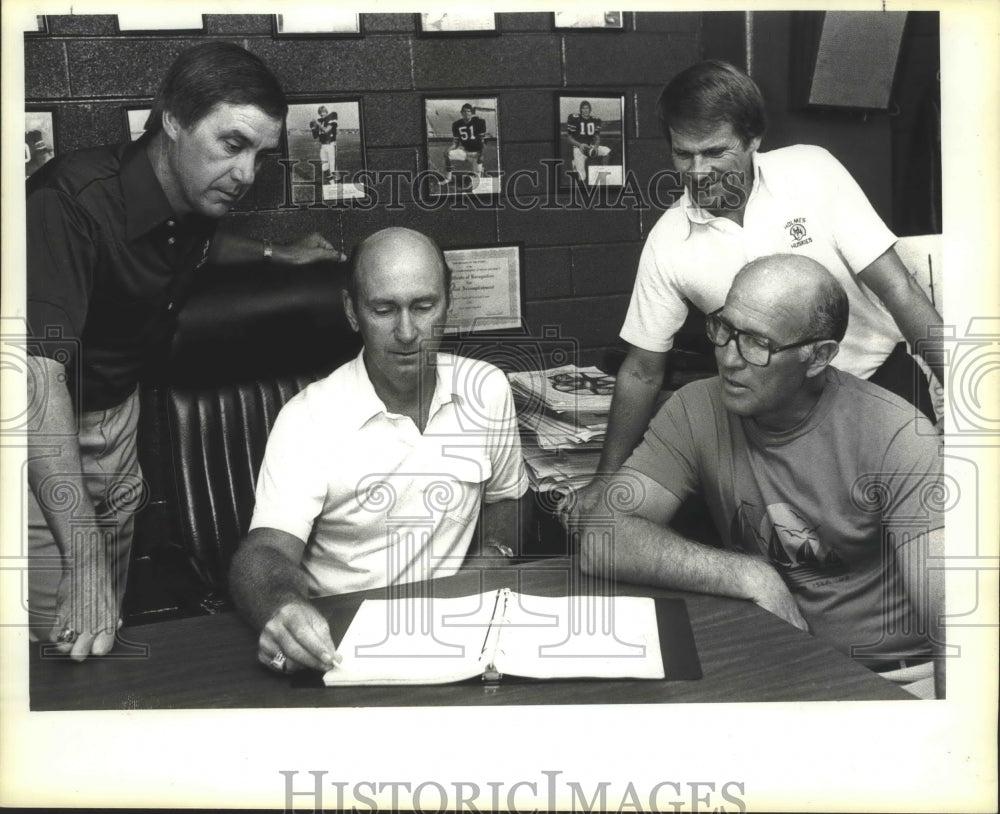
277;232;346;265
749;560;809;632
51;544;120;661
556;477;608;530
257;599;341;673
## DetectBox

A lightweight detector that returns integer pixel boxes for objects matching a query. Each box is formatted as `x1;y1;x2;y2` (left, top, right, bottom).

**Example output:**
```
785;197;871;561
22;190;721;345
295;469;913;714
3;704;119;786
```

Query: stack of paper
508;365;618;492
521;446;604;493
508;365;615;451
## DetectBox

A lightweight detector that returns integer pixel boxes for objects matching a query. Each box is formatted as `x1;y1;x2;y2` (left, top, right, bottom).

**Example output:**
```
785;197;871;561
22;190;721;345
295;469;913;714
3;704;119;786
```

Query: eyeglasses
705;311;826;367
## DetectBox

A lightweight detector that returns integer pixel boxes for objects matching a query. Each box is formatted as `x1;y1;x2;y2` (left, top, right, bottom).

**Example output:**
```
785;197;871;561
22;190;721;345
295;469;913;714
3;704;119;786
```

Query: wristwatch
262;239;273;263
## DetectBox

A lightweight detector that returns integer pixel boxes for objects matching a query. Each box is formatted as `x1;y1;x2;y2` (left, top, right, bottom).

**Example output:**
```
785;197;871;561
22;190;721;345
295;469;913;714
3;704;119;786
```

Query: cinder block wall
26;12;702;368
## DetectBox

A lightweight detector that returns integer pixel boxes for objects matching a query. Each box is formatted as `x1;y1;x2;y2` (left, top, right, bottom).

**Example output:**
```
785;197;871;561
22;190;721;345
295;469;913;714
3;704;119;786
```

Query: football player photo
557;93;626;188
424;97;501;197
25;109;55;179
284;99;367;203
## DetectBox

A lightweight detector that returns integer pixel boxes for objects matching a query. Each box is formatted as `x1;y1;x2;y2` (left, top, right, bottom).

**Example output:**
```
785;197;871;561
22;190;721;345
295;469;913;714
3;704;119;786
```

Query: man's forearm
208;231;273;266
27;357;96;555
596;359;665;474
229;543;312;632
579;511;767;601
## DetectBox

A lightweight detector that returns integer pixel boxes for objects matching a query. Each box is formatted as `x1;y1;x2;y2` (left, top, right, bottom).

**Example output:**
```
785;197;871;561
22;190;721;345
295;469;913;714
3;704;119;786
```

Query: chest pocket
431;450;493;525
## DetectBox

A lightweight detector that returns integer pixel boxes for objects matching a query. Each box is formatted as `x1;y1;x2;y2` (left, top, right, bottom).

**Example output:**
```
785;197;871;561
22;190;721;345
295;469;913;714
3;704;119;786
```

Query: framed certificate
442;245;524;334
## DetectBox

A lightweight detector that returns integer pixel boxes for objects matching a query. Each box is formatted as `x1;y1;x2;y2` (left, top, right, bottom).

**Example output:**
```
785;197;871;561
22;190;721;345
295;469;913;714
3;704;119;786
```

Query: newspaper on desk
509;365;616;491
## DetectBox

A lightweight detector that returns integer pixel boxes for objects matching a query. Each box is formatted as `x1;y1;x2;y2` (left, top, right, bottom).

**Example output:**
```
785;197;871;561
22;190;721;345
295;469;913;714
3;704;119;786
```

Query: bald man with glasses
571;254;946;699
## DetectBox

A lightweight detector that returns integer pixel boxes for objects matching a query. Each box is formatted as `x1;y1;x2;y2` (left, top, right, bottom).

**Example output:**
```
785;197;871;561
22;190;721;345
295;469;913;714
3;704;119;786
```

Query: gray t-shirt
625;368;942;664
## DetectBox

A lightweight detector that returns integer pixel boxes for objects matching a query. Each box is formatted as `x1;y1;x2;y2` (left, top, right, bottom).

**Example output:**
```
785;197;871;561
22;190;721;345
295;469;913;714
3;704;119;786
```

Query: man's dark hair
145;41;287;134
345;238;453;307
810;277;850;343
657;60;766;147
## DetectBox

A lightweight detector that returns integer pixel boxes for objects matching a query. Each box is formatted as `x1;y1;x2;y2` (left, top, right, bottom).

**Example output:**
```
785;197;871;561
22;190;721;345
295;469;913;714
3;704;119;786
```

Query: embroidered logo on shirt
784;218;813;249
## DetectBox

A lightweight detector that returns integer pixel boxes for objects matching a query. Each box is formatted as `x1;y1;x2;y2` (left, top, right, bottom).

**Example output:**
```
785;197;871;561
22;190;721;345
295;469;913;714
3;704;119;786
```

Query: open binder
323;589;701;686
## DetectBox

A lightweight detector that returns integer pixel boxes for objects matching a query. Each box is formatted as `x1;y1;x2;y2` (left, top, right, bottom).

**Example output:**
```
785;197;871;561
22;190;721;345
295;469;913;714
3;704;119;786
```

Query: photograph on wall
441;244;524;334
284;98;367;203
124;107;151;142
418;12;497;34
424;97;500;197
274;12;362;36
24;109;54;178
115;11;204;31
556;93;626;188
553;11;624;29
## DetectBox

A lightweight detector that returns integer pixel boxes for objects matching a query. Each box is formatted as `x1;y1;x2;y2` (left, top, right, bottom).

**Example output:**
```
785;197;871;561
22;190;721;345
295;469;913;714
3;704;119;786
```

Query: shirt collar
120;131;179;241
677;150;765;237
343;349;460;430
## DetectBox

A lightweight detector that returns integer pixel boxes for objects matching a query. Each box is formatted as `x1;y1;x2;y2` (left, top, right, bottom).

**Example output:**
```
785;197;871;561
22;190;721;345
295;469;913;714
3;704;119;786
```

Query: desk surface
30;559;910;709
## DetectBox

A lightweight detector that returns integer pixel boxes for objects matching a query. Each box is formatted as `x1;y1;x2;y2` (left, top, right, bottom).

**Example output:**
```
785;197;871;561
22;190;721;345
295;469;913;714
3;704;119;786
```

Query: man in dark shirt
26;41;342;660
566;100;611;183
310;105;339;183
442;103;489;184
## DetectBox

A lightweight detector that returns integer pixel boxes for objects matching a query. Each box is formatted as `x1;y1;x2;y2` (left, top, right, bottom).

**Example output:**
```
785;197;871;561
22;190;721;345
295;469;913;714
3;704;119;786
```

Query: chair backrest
139;261;362;612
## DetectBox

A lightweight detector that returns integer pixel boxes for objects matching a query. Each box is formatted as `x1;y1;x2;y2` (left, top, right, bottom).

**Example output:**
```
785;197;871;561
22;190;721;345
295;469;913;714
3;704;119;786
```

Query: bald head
347;227;451;305
731;254;849;343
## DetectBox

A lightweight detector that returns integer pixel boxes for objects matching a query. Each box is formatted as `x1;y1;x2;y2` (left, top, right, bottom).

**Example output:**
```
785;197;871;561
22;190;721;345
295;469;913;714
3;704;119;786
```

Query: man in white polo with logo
229;227;528;673
590;60;944;491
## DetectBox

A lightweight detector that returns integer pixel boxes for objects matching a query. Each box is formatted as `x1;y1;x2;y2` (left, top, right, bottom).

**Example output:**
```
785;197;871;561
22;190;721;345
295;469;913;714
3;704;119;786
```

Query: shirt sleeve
249;397;329;543
622;387;703;503
619;219;691;352
483;369;528;503
813;147;897;274
25;187;98;360
871;420;945;535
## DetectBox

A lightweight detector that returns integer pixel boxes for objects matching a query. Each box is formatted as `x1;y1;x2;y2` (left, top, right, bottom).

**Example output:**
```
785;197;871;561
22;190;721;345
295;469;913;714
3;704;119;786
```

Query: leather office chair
138;261;361;615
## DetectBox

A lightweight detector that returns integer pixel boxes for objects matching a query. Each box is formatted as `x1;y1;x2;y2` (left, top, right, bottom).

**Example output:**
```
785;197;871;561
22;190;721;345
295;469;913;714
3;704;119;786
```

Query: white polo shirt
249;350;528;596
621;145;903;379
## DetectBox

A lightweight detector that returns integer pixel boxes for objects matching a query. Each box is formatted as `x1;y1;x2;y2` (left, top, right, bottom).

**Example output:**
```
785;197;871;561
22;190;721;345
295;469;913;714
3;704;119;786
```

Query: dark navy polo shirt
26;133;217;412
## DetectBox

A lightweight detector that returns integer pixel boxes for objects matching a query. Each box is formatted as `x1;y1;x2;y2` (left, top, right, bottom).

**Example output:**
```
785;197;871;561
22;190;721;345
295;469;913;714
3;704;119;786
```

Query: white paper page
324;590;500;686
494;594;665;680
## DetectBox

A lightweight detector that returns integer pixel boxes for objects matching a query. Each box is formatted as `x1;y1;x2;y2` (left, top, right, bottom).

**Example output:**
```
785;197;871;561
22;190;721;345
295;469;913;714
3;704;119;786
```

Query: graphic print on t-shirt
730;500;848;588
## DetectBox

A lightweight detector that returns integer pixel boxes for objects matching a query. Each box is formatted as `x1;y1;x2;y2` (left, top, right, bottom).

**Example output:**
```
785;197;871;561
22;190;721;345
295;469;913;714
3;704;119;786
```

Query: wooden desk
30;558;911;709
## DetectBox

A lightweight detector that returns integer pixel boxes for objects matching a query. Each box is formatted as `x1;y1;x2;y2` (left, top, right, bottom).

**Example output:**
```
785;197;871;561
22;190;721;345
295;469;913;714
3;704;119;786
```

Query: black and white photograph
124;106;151;141
27;14;48;35
273;11;362;37
553;11;624;29
418;12;498;34
115;10;204;32
24;109;54;178
4;5;998;814
284;98;366;202
424;96;500;196
557;93;626;187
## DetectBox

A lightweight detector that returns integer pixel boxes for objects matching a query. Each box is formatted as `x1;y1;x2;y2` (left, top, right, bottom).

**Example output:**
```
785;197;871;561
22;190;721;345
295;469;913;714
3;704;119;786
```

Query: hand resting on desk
229;527;341;674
